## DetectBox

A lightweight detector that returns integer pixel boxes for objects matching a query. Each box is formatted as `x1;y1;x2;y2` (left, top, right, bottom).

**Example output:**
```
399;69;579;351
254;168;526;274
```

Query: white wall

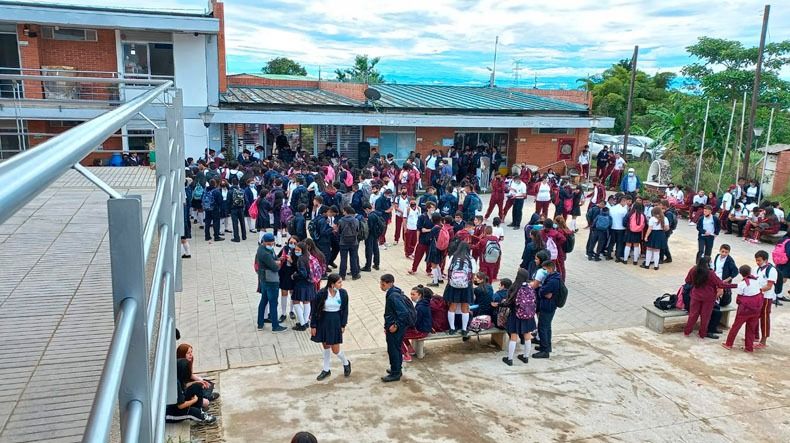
184;118;208;160
173;33;208;108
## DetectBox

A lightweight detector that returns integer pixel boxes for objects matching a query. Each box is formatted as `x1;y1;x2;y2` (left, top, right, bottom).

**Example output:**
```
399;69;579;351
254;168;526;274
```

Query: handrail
0;81;172;225
82;297;138;441
0;73;169;85
143;179;168;259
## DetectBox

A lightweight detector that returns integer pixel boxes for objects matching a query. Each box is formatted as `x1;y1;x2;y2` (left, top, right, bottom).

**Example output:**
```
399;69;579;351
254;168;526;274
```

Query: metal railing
0;78;184;443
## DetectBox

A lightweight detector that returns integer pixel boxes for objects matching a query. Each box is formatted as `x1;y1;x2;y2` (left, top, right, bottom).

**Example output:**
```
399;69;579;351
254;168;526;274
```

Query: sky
40;0;790;88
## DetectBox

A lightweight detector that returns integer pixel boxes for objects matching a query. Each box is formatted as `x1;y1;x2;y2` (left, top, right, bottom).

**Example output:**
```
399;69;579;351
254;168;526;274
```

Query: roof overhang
210;109;615;129
0;3;220;34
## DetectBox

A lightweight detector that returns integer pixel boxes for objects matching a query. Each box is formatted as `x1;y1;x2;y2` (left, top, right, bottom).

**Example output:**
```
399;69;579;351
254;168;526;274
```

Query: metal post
173;90;185;293
107;197;153;443
694;99;711;191
166;89;183;405
621;45;639;159
742;5;770;179
758;107;774;206
716;100;737;194
734;91;747;185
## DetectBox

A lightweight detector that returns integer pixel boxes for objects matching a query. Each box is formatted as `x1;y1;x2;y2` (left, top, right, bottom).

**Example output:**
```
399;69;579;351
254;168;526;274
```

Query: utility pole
742;4;770;179
621;45;639;159
513;59;523;88
490;36;499;88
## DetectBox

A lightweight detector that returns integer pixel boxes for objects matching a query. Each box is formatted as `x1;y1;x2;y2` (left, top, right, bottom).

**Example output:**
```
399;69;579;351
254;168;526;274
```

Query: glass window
122;42;173;78
380;129;415;163
532;128;573;135
41;27;97;41
149;44;174;77
123;43;149;76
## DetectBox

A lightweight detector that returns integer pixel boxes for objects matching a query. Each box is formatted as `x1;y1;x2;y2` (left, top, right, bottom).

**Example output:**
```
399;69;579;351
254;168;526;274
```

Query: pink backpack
469;315;492;332
515;284;536;320
772;239;789;265
248;197;259;219
308;255;323;288
629;212;646;232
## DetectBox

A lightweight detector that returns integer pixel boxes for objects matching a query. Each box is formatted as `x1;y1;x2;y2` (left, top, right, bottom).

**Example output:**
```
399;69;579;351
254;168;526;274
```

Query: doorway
0;30;21;99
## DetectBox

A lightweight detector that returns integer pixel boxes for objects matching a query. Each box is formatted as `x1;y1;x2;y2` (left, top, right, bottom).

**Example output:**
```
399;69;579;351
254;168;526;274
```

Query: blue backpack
202;188;215;211
594;214;612;230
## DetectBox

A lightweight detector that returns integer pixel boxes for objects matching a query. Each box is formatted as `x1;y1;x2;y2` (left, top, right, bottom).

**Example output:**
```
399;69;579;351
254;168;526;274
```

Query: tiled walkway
0;167;154;443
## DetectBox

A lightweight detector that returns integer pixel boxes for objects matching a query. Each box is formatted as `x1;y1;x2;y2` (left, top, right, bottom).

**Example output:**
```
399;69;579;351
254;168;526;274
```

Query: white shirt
756;265;779;300
711;254;728;279
614;158;626;171
665;188;674;199
492;226;505;240
701;215;715;235
250;187;258;200
324;290;342;312
578;152;590;165
647;216;665;231
774;207;785;221
609;204;629;230
535;183;551;202
675;190;685;202
287;181;298;199
692;195;707;205
406;207;420;230
369;191;382;206
745;202;758;213
720;192;733;211
737;278;762;297
730;208;745;218
746;185;758;198
395;195;410;216
426;155;437;170
511;181;527;198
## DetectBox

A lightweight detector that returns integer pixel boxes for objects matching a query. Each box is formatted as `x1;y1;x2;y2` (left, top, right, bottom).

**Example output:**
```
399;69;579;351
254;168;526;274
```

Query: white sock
184;242;191;255
653;250;661;268
280;296;288;315
432;267;441;284
507;340;517;360
294;304;305;325
644;250;653;267
523;341;532;357
198;212;204;225
448;312;456;330
633;245;641;263
322;349;331;371
337;351;348;366
623;245;631;262
302;303;311;325
461;313;470;331
181;243;187;255
570;218;577;230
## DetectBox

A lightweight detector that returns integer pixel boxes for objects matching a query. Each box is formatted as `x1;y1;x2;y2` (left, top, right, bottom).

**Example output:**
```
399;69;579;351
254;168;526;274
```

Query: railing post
107;196;153;443
172;89;185;294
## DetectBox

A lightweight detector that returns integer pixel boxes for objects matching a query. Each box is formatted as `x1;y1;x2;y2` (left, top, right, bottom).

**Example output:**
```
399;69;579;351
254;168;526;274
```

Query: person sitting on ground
165;358;217;424
401;285;433;363
176;343;219;401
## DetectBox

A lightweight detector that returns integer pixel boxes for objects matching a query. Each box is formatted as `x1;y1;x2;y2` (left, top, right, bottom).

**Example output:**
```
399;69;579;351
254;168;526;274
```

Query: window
532;128;574;135
41;26;97;41
453;131;509;167
122;42;174;78
0;121;26;160
379;128;415;163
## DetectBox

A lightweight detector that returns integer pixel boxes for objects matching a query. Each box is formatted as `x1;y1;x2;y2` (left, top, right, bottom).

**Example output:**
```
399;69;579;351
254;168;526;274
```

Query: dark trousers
339;244;360;278
538;310;555;353
697;235;714;261
606;229;625;259
708;304;723;333
588;229;608;257
257;282;280;328
511;198;526;226
684;296;715;338
659;233;673;263
728;219;747;236
364;235;380;268
205;208;221;240
230;207;246;241
386;327;406;376
318;240;332;268
330;236;340;265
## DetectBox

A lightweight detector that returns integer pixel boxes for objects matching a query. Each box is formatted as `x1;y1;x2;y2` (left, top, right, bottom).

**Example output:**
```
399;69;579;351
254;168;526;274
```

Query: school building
0;0;614;170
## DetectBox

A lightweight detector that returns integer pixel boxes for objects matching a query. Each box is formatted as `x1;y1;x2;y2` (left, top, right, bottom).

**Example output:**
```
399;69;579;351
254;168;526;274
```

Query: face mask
295;251;302;257
401;192;407;196
628;173;634;177
287;244;295;249
410;204;417;208
265;245;274;251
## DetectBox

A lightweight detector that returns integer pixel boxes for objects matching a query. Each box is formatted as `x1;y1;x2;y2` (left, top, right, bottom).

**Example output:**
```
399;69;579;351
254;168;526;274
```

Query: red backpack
772;239;789;265
436;225;452;251
248;197;260;219
429;296;449;332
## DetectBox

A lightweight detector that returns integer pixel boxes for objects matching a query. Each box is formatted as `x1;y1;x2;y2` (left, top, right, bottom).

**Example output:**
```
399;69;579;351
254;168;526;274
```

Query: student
623;202;646;265
491;217;505;241
402;285;433;363
501;276;537;366
521;228;545;270
278;236;299;323
337;206;361;280
541;219;567;280
426;213;447;287
403;197;420;258
380;274;411;382
311;274;351;381
568;185;583;231
477;226;502;282
696;205;720;261
485;173;506;220
472;272;495;317
607;195;628;262
588;205;611;261
202;179;222;242
292;204;308;241
754;250;778;348
462;184;481;223
723;265;764;352
182;177;193;259
256;233;287;332
393;186;410;245
375;188;394;247
683;257;733;339
491;278;512;329
451;212;466;234
642;206;669;270
291;242;316;331
658;200;677;264
744;207;780;244
443;241;477;337
176;343;218;401
727;203;748;236
165;359;217;424
362;202;384;271
533;261;561;359
533;177;552;220
438;186;457;217
707;244;738;334
408;202;436;275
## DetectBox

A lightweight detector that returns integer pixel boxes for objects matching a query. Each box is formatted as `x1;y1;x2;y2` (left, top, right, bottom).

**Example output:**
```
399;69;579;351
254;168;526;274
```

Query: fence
0;76;184;443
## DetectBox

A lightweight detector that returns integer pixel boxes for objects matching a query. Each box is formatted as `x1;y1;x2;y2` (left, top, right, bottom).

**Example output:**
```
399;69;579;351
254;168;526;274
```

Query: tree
261;57;307;76
335;55;385;84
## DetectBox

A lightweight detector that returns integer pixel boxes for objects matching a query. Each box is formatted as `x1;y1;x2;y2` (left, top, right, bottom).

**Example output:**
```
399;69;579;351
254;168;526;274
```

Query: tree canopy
335;55;385;84
261;57;308;76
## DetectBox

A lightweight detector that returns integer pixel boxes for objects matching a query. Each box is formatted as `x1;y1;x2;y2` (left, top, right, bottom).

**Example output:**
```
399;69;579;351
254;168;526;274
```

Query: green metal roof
372;84;588;112
228;73;320;81
222;87;360;107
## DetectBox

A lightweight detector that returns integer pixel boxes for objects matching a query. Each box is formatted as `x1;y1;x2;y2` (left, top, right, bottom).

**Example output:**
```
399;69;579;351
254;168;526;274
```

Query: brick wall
362;126;380;139
773;151;790;195
25;120;121;165
38;29;117;72
227;74;319;88
17;25;43;99
212;0;227;93
318;81;366;101
415;127;454;155
510;128;589;174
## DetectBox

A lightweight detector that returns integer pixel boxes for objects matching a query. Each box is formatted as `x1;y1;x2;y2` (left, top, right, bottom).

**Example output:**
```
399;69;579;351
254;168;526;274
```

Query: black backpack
563;232;575;253
766;264;784;294
555;280;569;308
231;187;245;208
653;293;677;311
392;289;417;327
287;217;297;236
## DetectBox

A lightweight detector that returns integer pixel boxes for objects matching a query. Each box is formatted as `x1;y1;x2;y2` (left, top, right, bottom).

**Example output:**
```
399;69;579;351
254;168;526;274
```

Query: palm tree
335;55;385;84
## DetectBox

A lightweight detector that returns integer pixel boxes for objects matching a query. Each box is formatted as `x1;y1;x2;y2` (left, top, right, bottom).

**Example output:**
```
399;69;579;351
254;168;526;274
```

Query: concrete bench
760;231;787;245
643;304;736;334
414;328;508;359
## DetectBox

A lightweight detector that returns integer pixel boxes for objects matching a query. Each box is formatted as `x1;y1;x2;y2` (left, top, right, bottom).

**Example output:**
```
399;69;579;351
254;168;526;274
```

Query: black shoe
587;255;593;261
447;329;456;335
214;237;225;241
182;254;191;259
640;264;649;269
605;256;613;261
535;346;543;352
290;312;296;320
292;324;304;331
316;370;331;381
532;351;550;359
231;238;241;243
502;356;513;366
360;267;371;272
460;330;469;338
352;275;361;280
664;259;672;264
517;355;529;364
328;262;338;268
381;374;401;382
462;336;470;342
209;392;220;401
256;325;264;330
301;323;309;330
705;333;720;340
594;257;602;262
344;361;352;377
263;318;272;324
272;326;287;333
373;265;380;270
633;261;638;266
614;258;622;263
654;267;659;271
279;315;286;322
531;338;540;344
242;237;247;241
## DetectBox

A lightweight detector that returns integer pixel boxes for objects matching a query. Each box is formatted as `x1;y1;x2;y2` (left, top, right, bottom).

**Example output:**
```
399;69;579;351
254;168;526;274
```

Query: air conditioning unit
42;66;78;99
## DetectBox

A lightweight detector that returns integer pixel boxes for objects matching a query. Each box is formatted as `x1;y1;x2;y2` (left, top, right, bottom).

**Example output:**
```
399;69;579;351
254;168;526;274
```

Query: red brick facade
773;151;790;195
212;0;227;93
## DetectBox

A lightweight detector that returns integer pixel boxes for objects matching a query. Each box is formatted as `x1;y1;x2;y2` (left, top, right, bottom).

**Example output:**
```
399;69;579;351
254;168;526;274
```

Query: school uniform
485;178;506;219
724;277;764;352
426;225;444;265
683;268;732;338
402;298;432;353
536;272;561;355
410;213;434;273
443;255;476;304
472;284;495;317
477;234;501;282
606;204;628;260
403;206;420;257
696;214;720;261
589;212;611;259
624;212;646;244
506;283;537;336
291;257;316;302
755;264;779;342
278;249;296;292
645;216;668;249
393;195;410;244
310;288;349;345
660;209;677;263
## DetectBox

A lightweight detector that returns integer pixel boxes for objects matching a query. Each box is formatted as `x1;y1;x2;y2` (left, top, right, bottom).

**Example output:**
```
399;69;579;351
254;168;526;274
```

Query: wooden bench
643;304;736;334
760;231;787;245
413;328;508;359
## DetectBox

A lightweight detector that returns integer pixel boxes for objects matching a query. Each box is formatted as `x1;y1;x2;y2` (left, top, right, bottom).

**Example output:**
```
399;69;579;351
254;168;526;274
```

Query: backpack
629;212;646;232
436;225;452;251
772;239;789;265
192;183;204;200
765;264;784;294
248;197;259;219
340;218;358;243
515;284;537;319
496;305;510;329
308;255;323;287
468;315;492;332
653;293;677;311
201;189;215;211
357;216;369;241
677;284;692;311
297;188;309;208
393;289;417;328
555;279;569;308
279;206;293;226
483;240;501;264
429;296;450;332
308;218;319;240
594;214;612;230
546;237;558;260
287;217;297;236
448;257;472;288
563;232;575;253
466;193;481;213
667;210;678;232
231;188;245;208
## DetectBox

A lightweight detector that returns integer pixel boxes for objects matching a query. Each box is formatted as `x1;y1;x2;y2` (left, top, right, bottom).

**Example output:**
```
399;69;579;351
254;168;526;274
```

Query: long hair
693;257;711;288
303;238;326;268
450;241;471;267
295;241;311;269
628;202;645;226
651;206;666;229
554;215;568;231
529;229;544;250
324;273;341;290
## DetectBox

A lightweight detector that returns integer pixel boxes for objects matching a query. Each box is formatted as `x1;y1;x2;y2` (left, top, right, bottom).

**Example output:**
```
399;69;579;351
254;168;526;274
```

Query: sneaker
501;356;513;366
380;245;388;250
279;315;286;322
344;361;352;377
289;312;296;320
316;370;331;381
721;343;733;350
517;355;529;364
209;392;220;401
272;326;287;333
531;351;550;359
201;412;217;425
403;353;413;362
381;373;401;382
